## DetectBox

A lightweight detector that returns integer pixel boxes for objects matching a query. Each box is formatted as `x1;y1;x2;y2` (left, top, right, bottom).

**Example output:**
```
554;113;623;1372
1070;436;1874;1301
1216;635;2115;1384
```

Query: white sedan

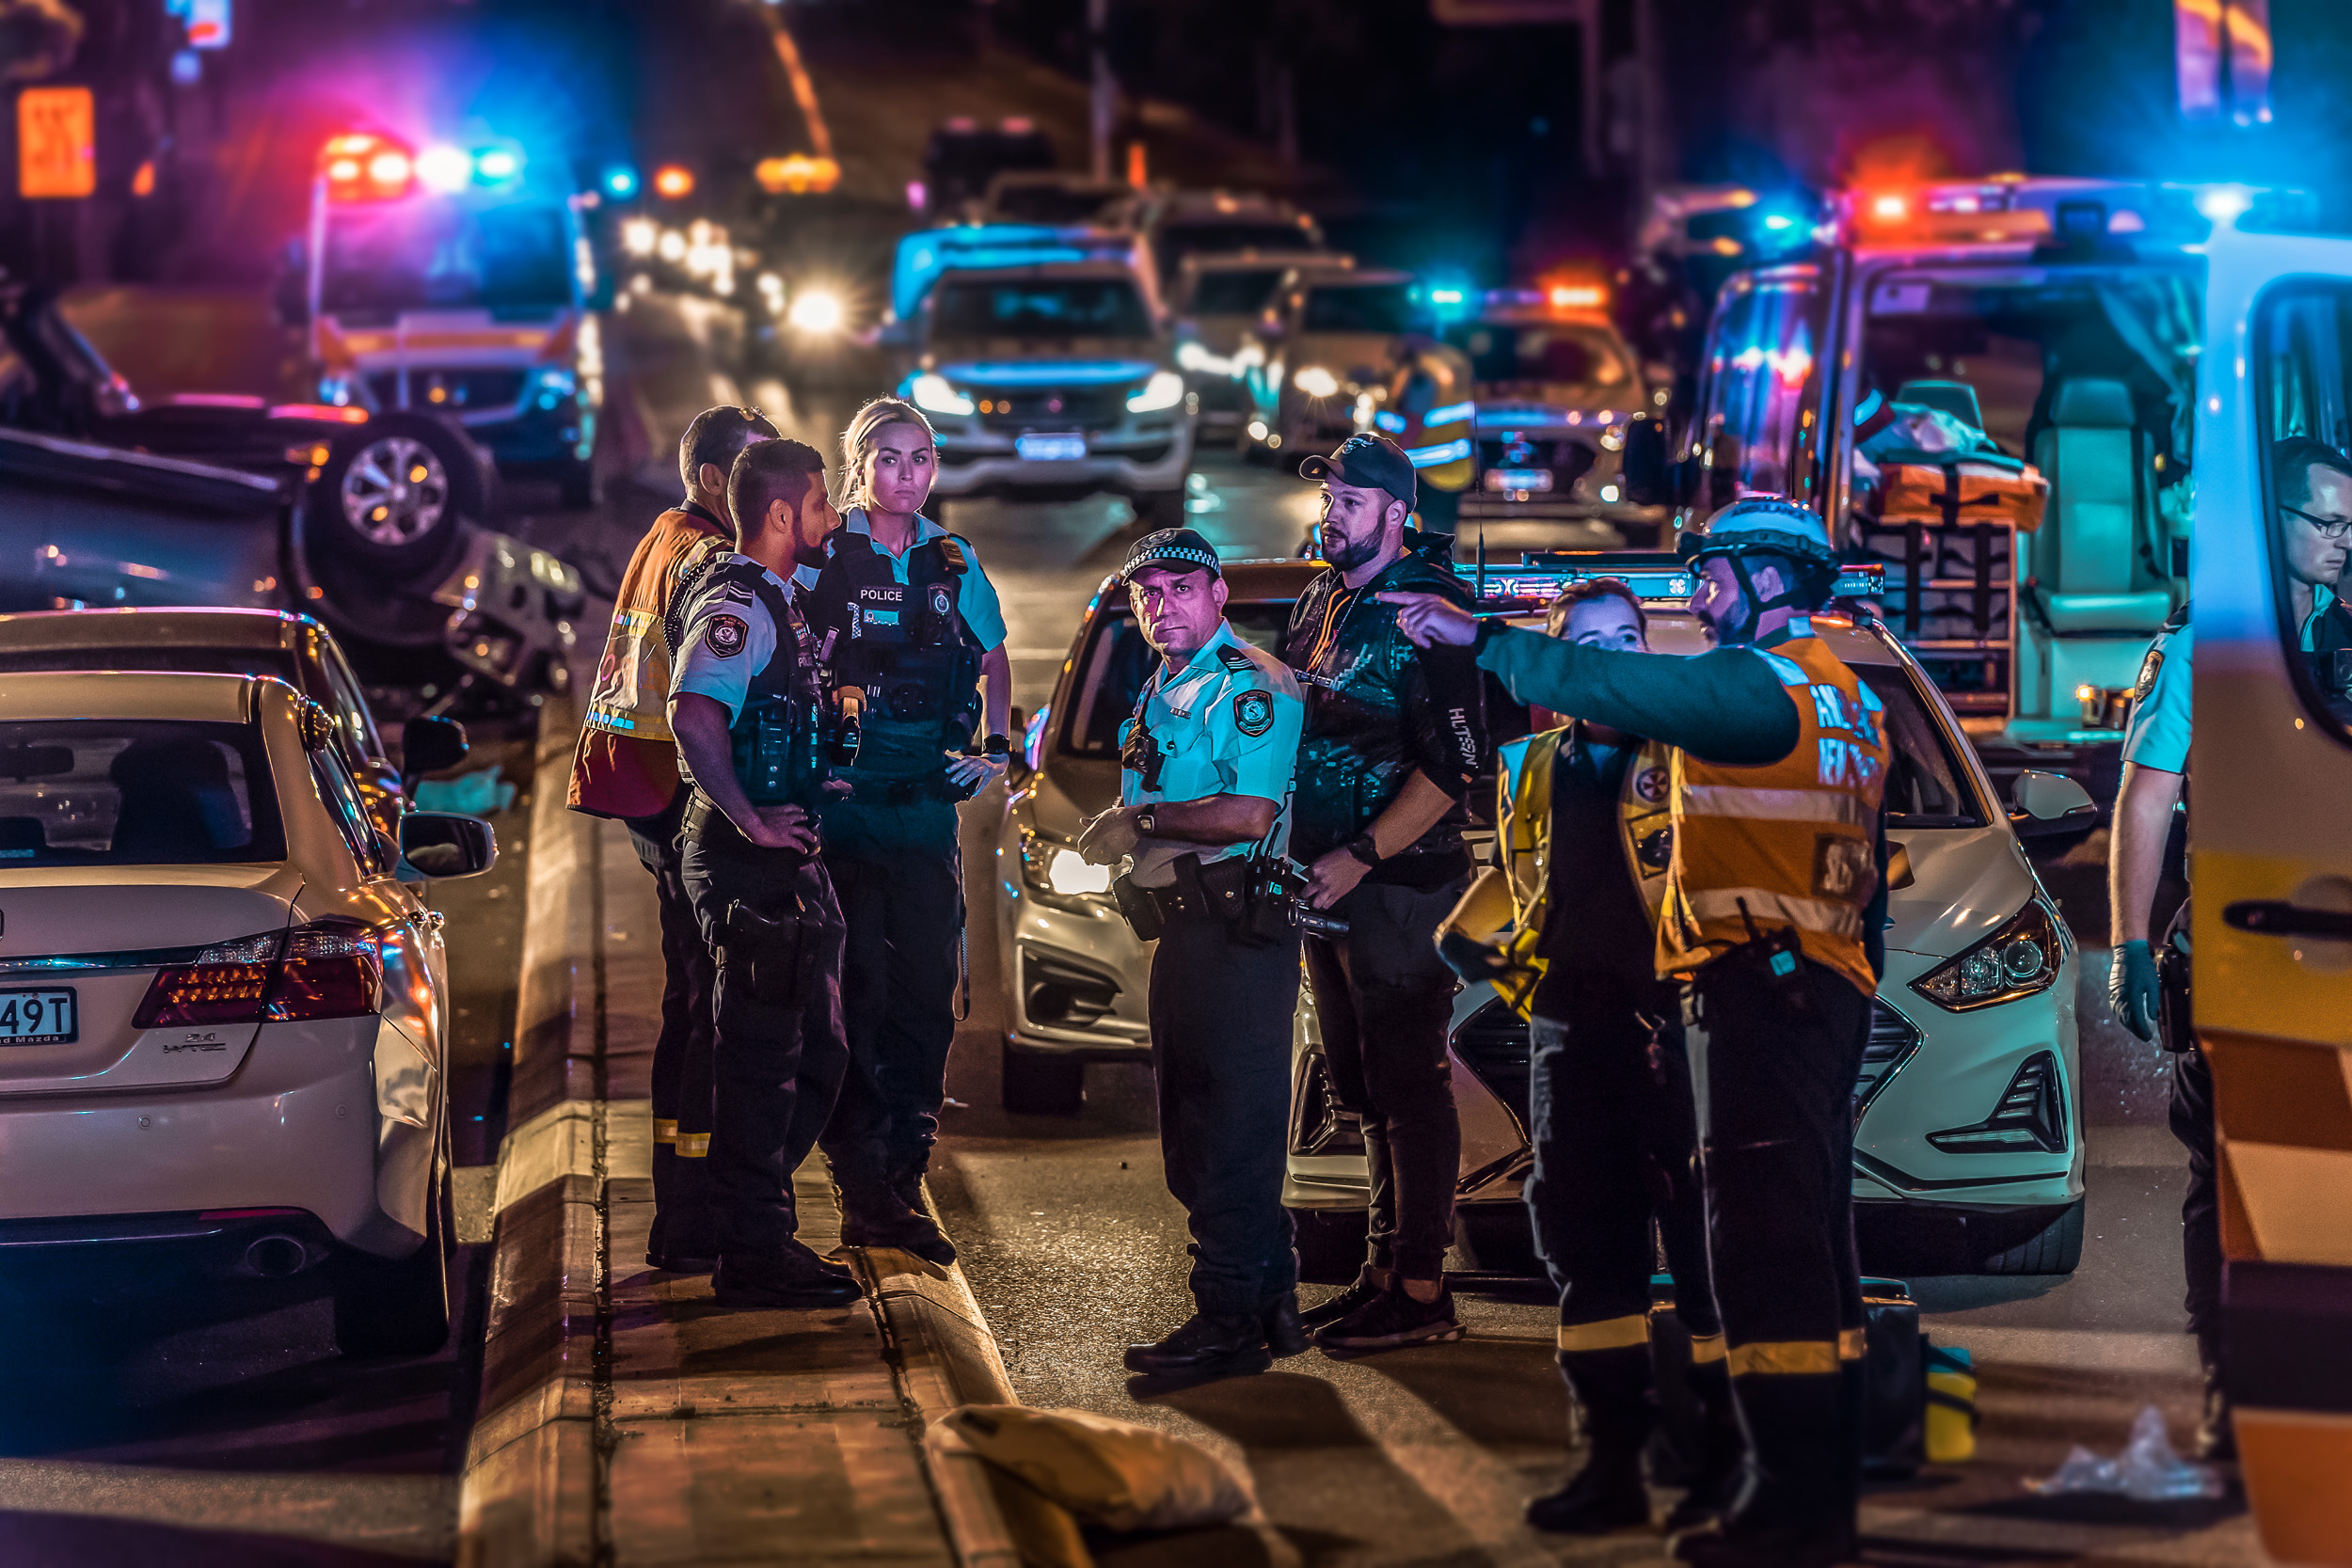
0;670;493;1356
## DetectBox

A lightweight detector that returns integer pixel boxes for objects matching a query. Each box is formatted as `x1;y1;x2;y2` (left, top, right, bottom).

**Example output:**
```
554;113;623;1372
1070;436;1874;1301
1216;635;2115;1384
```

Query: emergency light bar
891;223;1147;322
1834;175;2312;248
1461;552;1883;610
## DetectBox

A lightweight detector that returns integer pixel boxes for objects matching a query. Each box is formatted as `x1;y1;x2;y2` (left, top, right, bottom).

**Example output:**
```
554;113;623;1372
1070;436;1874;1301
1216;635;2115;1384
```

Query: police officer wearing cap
1280;433;1489;1357
1386;496;1890;1568
1075;527;1308;1384
797;397;1012;1266
668;436;860;1311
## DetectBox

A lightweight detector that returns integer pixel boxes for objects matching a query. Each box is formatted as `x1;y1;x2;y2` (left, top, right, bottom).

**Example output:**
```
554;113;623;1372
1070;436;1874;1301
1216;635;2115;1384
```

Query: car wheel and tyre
1289;1207;1369;1284
1978;1197;2085;1275
1000;1037;1085;1116
332;1159;452;1358
309;413;484;572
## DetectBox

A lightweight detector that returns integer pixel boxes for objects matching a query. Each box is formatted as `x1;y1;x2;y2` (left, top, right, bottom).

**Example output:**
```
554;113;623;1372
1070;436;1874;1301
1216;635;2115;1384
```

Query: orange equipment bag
1880;459;2049;533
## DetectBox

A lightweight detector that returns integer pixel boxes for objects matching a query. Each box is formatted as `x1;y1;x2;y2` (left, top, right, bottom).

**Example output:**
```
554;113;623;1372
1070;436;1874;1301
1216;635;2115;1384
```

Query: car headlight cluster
1128;370;1186;413
1018;826;1111;907
1911;899;2064;1011
910;372;976;417
1292;365;1341;399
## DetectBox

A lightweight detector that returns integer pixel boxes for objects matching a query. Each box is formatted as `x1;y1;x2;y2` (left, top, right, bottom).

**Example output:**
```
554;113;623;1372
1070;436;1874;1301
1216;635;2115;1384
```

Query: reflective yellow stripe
653;1119;678;1144
1677;785;1869;825
1839;1327;1867;1361
1557;1315;1650;1353
1683;888;1864;939
675;1132;710;1158
1689;1332;1727;1365
1728;1339;1841;1376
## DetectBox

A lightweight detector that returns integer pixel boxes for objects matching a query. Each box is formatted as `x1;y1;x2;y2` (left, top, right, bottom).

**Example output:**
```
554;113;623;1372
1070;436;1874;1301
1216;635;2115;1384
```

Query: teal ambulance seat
2030;378;2171;634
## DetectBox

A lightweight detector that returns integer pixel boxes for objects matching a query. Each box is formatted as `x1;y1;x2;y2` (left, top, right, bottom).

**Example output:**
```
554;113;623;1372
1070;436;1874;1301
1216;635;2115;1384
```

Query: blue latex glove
2109;939;2160;1041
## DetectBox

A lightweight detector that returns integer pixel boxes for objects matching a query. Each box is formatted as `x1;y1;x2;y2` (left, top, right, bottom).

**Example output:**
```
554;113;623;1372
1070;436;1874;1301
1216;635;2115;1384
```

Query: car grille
976;387;1128;432
1853;1000;1921;1126
1452;996;1532;1138
366;368;528;411
1290;1048;1364;1156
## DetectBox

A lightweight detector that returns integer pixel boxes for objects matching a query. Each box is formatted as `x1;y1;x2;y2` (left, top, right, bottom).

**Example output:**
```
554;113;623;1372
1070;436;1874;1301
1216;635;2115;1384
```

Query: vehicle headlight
1128;370;1186;413
910;372;976;417
1175;341;1213;372
1910;900;2065;1011
1293;365;1341;399
788;288;845;334
1019;827;1111;904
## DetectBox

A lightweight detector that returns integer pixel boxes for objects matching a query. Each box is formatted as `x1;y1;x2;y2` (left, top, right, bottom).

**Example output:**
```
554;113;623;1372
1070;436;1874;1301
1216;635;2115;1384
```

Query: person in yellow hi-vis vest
1384;497;1890;1568
1436;578;1743;1538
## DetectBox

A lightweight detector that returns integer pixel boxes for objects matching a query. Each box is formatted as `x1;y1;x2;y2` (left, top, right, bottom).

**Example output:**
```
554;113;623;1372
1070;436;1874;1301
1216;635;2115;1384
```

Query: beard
1321;526;1383;573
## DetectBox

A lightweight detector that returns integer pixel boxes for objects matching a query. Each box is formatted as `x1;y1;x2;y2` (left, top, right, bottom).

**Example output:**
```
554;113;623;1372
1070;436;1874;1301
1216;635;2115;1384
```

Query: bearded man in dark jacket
1281;434;1490;1356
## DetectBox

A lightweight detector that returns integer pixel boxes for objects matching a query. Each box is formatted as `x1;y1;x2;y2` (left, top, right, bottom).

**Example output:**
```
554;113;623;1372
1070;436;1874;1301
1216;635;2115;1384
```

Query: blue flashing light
1430;287;1465;306
934;358;1160;387
603;166;640;198
475;149;521;183
1374;410;1406;435
891;222;1143;322
1425;400;1474;427
1761;212;1795;231
1406;437;1471;468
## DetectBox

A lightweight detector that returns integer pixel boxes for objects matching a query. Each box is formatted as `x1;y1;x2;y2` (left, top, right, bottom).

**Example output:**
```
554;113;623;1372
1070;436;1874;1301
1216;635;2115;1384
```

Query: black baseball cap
1299;433;1417;513
1121;526;1222;580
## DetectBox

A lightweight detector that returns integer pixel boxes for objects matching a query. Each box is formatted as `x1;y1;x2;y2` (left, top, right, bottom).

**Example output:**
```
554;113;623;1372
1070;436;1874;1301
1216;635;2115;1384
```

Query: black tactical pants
818;844;962;1196
1683;956;1870;1538
1150;912;1302;1318
1527;974;1717;1340
1303;878;1466;1283
627;785;719;1258
680;825;850;1259
2158;901;2219;1347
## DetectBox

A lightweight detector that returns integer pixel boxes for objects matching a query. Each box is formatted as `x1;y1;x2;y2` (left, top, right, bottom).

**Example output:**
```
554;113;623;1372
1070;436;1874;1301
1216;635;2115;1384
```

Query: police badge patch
1234;688;1274;736
706;614;749;657
2133;645;2163;701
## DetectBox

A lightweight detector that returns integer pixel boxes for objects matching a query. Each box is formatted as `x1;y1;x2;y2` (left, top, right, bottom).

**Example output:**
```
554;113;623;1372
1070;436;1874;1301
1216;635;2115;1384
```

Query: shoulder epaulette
1216;643;1256;673
937;537;970;575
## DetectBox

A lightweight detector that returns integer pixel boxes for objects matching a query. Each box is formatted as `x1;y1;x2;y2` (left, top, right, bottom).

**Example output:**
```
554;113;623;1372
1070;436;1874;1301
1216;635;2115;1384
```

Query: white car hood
1883;824;2041;958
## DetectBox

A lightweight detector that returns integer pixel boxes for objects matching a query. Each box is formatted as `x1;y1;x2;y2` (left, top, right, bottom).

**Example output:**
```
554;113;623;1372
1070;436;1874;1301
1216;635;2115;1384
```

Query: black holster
722;895;826;1007
2157;901;2193;1054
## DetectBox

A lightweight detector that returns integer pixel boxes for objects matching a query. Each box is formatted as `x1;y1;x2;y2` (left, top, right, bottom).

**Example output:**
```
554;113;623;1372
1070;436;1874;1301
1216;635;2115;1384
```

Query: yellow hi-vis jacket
1438;724;1672;1019
1658;635;1888;998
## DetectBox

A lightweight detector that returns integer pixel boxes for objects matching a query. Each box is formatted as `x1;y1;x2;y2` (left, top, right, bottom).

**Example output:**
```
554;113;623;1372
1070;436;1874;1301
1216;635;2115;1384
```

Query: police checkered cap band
1121;527;1222;578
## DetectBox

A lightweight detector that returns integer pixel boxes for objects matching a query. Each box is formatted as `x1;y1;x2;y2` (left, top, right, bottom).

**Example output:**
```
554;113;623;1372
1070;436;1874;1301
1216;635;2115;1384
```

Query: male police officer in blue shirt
668;436;859;1310
1076;528;1309;1384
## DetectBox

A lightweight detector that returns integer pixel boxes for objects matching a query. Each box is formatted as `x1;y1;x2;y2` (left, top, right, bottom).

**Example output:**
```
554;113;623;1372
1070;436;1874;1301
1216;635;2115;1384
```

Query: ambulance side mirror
1619;415;1672;507
2009;769;2097;838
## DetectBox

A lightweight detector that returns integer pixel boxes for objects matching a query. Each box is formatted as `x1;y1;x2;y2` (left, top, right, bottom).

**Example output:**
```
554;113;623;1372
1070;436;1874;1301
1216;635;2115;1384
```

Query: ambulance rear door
2193;214;2352;1567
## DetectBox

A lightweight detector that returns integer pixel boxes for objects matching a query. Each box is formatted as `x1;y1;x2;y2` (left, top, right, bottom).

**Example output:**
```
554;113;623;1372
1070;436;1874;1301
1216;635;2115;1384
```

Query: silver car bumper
932;417;1195;499
993;803;1152;1059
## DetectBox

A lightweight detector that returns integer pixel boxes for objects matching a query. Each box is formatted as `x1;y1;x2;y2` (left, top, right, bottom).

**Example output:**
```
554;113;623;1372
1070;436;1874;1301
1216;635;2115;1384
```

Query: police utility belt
1111;852;1345;946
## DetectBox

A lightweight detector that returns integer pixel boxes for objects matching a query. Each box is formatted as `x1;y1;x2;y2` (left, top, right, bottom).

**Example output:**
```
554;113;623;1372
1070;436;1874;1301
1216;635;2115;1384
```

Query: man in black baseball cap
1279;431;1489;1358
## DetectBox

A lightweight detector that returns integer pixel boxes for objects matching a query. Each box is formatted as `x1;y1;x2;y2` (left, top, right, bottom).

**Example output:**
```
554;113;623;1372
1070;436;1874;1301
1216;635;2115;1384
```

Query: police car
1233;264;1444;457
996;554;2091;1276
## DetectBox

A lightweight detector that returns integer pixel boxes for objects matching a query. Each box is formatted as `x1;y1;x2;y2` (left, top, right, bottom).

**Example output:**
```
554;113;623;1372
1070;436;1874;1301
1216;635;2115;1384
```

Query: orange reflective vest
1657;633;1887;999
568;506;730;820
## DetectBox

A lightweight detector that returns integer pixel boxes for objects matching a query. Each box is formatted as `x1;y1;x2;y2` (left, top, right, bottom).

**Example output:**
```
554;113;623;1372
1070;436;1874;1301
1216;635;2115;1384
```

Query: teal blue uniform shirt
2121;610;2191;775
1119;620;1306;888
793;508;1009;651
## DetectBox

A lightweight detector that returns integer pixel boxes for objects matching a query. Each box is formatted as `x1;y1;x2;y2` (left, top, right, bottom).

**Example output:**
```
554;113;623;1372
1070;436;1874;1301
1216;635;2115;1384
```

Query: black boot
1670;1372;1854;1568
713;1242;864;1309
2196;1330;2236;1462
1664;1356;1747;1532
1527;1345;1655;1534
646;1209;718;1274
837;1178;957;1266
1262;1291;1309;1357
1123;1311;1273;1380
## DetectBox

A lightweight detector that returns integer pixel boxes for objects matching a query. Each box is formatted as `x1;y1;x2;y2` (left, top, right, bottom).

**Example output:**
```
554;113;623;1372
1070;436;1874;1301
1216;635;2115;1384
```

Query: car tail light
134;923;381;1029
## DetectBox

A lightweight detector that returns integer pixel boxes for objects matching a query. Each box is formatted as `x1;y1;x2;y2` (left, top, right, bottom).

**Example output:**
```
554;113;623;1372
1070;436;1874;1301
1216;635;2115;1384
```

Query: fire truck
304;130;603;519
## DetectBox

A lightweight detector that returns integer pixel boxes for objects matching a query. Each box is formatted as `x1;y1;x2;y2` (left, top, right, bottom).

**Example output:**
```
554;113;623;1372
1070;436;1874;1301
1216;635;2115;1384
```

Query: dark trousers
1527;974;1717;1340
2159;901;2219;1345
1684;956;1869;1535
817;845;962;1193
626;786;719;1253
1302;878;1466;1282
680;830;850;1258
1150;915;1301;1317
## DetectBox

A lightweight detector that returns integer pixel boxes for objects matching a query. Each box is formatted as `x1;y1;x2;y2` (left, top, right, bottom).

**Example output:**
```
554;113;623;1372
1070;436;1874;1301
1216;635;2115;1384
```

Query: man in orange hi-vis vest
1383;496;1890;1568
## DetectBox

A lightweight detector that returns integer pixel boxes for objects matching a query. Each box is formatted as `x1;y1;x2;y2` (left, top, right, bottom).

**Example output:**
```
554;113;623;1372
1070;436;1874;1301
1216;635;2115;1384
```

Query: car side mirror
401;714;470;789
1619;415;1672;506
2009;768;2097;838
399;811;497;879
1007;705;1034;784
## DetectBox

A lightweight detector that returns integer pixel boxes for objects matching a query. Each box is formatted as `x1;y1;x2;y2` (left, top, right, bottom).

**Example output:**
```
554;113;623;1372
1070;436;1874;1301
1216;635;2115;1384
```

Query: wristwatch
1136;808;1158;836
983;733;1009;757
1345;831;1381;866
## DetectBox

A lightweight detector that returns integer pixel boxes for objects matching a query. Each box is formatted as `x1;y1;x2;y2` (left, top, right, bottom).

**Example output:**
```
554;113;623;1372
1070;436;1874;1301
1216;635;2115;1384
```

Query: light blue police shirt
1118;620;1306;888
2121;615;2191;776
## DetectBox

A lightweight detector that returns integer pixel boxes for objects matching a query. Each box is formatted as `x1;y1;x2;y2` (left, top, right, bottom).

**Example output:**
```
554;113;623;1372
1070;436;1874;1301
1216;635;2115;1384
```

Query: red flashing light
1868;193;1910;223
1549;284;1606;310
653;164;694;199
321;131;415;202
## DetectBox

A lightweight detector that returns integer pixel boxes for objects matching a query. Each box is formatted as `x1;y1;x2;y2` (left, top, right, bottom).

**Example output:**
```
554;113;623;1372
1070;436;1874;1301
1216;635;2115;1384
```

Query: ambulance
305;130;603;512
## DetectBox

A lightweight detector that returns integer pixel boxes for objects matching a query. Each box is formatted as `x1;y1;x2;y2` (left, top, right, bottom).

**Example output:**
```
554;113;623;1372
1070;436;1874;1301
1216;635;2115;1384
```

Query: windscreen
1445;321;1630;388
1063;603;1295;758
1855;666;1983;827
992;184;1122;225
1155;221;1316;274
323;199;574;319
1303;283;1420;335
1186;268;1285;316
0;646;298;680
932;277;1152;340
0;720;284;865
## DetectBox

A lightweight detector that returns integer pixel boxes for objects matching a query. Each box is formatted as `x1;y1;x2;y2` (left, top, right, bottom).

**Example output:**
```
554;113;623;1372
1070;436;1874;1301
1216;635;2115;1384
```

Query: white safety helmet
1676;496;1841;636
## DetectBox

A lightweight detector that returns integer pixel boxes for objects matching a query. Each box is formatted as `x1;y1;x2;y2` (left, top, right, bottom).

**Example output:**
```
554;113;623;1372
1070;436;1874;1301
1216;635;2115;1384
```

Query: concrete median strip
453;682;1026;1566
